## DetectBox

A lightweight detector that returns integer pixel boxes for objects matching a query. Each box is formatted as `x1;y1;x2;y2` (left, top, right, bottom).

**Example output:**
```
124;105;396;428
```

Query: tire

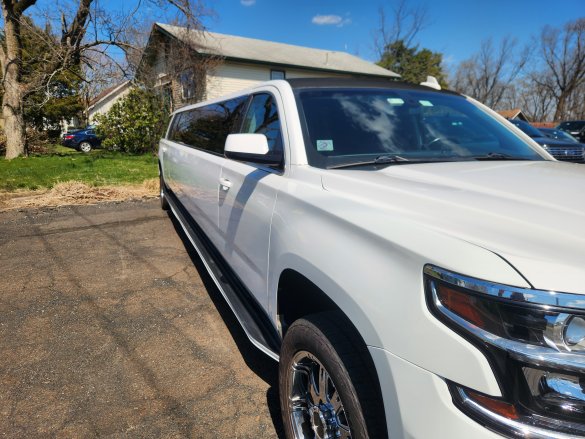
79;141;92;153
279;312;387;439
160;173;170;211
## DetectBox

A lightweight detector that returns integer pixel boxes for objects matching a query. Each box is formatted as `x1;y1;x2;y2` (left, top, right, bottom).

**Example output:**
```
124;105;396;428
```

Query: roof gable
88;81;132;109
497;108;529;121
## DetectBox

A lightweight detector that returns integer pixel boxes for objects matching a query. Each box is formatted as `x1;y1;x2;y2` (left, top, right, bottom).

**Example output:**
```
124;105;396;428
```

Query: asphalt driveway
0;200;282;438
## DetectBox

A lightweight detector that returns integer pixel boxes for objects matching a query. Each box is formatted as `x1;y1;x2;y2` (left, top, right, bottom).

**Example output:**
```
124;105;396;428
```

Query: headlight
424;265;585;438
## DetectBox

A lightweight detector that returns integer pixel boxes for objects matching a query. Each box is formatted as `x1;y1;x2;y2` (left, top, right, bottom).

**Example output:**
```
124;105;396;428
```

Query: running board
164;187;281;360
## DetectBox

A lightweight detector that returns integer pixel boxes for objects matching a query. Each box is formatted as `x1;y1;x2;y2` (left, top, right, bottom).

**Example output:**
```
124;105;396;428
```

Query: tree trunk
2;7;26;159
3;71;26;159
553;92;568;122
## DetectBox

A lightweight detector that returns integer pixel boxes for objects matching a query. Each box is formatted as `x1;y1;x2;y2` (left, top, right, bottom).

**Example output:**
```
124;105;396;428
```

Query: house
497;108;529;122
87;80;133;124
138;23;399;110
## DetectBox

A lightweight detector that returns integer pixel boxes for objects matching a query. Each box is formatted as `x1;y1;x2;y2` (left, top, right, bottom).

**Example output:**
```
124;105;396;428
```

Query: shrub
26;127;52;154
95;88;169;154
0;127;53;156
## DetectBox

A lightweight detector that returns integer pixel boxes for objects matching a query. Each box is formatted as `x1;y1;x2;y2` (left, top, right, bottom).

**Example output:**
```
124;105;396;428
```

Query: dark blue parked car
62;128;101;153
509;119;585;163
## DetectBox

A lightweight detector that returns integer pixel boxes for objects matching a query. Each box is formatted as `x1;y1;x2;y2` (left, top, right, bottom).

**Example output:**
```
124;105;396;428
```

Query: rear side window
168;95;247;154
168;112;186;141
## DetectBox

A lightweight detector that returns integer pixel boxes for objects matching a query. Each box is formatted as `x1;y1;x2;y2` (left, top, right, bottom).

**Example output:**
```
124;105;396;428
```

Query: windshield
295;88;544;168
558;121;585;131
508;119;543;138
541;128;579;143
556;131;579;143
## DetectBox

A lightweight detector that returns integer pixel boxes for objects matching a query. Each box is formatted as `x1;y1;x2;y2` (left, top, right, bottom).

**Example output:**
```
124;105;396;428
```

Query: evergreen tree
378;40;447;88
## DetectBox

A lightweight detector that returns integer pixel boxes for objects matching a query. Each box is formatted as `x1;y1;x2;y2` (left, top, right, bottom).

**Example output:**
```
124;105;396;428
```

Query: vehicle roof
285;77;461;96
169;78;460;117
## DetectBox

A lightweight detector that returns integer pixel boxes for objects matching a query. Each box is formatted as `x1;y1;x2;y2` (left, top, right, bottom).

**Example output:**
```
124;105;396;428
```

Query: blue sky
201;0;583;68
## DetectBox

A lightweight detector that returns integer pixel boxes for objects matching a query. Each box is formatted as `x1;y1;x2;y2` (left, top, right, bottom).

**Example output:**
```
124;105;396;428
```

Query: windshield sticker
419;100;434;107
316;140;334;151
387;98;405;105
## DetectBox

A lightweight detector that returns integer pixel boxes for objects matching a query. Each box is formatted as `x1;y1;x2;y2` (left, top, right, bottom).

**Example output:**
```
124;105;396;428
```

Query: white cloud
240;0;256;6
312;14;351;27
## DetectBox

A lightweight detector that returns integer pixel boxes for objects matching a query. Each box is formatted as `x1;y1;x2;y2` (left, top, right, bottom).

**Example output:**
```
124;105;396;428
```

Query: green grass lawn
0;147;158;191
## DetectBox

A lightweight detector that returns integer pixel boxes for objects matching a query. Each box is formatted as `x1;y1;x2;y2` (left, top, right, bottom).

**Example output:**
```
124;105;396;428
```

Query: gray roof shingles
156;23;398;78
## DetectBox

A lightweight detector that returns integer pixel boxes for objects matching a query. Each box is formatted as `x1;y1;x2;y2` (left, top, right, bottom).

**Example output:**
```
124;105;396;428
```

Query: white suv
159;78;585;439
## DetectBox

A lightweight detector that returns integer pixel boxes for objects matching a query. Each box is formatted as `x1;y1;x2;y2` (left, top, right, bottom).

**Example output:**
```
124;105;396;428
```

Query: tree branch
13;0;37;16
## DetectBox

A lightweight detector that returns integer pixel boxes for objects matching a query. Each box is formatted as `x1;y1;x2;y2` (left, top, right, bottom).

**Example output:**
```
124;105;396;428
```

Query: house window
270;70;285;80
180;70;195;100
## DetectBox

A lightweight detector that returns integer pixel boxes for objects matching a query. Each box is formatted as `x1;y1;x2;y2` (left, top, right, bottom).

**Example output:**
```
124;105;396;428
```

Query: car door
160;112;183;191
218;92;285;308
171;106;226;246
86;129;101;147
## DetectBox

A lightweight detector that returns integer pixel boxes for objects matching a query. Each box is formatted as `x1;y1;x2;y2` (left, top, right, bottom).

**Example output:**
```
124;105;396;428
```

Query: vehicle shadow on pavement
168;213;286;439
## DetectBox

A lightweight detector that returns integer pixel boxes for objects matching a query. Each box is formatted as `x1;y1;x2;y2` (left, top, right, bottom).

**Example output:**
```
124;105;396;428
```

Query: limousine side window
168;112;185;141
241;93;284;157
168;95;247;154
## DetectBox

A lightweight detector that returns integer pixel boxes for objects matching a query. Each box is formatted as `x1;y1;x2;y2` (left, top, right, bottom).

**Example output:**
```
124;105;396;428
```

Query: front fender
268;180;529;396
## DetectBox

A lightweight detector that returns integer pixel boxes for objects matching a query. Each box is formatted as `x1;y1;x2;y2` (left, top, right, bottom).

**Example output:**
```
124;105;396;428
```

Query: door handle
219;177;232;191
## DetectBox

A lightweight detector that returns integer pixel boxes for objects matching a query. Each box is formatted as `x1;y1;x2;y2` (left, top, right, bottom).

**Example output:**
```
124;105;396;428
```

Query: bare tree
565;82;585;119
533;18;585;120
534;18;585;120
373;0;429;59
373;1;448;85
1;0;208;159
451;37;528;109
510;75;557;122
135;23;224;109
79;51;126;124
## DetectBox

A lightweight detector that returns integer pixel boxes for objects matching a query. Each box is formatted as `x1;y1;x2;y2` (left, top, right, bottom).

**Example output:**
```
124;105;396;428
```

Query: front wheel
79;141;92;153
279;312;387;439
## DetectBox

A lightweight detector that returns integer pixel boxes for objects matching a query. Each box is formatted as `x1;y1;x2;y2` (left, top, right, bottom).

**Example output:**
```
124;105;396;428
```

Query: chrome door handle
219;178;232;191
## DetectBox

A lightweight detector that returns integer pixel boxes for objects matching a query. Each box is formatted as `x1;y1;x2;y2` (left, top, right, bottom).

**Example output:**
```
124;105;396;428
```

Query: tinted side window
193;105;226;153
177;109;207;149
241;93;283;156
223;95;248;134
168;96;248;154
168;112;185;141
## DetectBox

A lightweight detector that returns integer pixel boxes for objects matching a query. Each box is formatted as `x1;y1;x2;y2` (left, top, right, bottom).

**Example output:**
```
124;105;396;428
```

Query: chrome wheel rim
288;351;352;439
80;142;91;153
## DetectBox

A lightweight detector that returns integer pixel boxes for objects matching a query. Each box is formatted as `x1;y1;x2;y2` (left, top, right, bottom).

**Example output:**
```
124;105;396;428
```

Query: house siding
88;84;132;124
204;61;350;101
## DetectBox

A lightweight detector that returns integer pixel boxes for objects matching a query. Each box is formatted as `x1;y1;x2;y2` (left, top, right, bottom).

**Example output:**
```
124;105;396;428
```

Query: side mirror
224;133;283;167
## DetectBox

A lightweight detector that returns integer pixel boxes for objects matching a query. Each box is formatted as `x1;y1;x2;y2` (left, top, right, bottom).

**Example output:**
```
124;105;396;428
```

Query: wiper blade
327;155;409;169
473;152;530;161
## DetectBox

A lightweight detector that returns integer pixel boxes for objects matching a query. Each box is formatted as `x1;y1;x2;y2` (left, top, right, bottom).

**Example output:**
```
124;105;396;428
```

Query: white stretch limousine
158;78;585;439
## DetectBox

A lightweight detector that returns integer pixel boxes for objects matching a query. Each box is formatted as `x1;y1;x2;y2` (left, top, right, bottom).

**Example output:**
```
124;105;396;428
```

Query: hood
321;161;585;293
531;136;579;147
